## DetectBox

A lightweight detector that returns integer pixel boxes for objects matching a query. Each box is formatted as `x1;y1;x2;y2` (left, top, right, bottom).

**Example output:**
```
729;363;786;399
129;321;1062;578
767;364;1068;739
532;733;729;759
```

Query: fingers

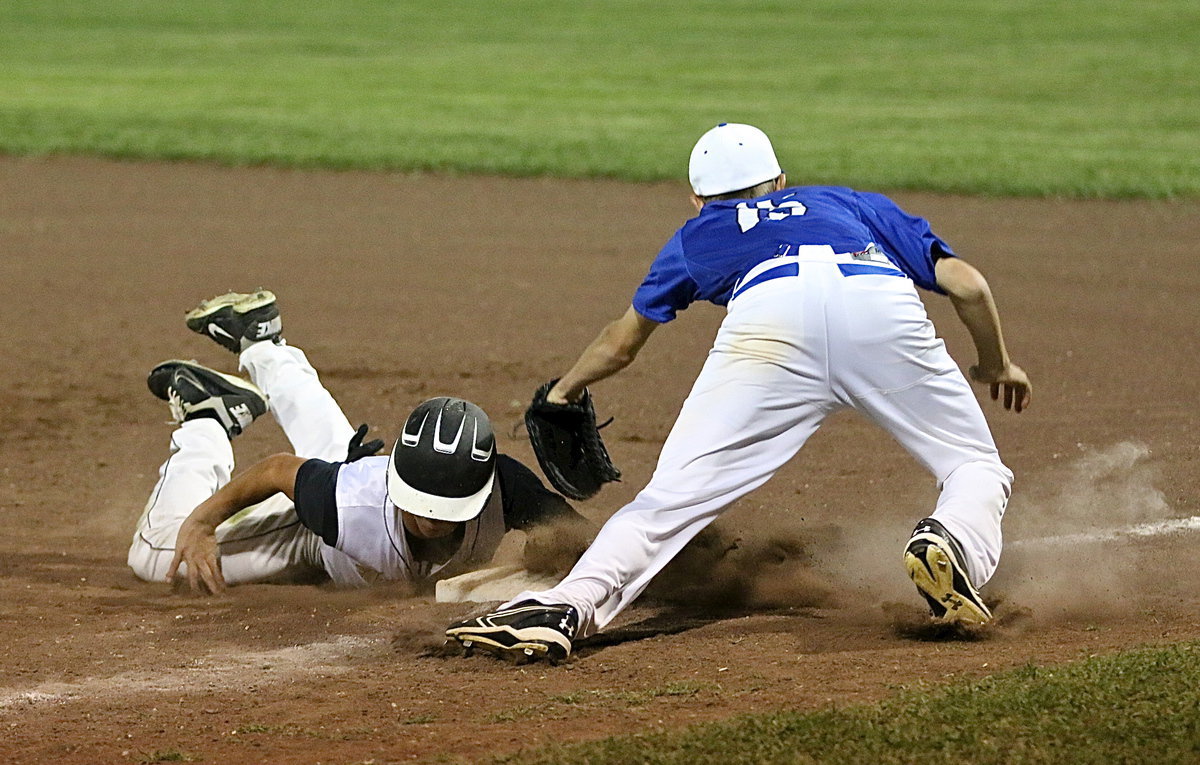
199;557;226;595
1004;382;1031;413
1016;383;1031;413
187;557;202;592
176;550;225;595
977;365;1032;413
186;554;225;595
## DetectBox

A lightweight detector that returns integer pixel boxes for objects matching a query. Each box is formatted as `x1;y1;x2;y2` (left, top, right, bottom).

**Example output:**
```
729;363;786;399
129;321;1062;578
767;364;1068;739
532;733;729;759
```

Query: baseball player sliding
128;290;584;594
447;123;1031;662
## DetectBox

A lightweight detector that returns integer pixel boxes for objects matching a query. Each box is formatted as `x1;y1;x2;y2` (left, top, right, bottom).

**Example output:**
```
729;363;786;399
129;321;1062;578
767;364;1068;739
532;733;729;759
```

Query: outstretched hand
970;363;1031;413
166;517;225;595
346;423;385;462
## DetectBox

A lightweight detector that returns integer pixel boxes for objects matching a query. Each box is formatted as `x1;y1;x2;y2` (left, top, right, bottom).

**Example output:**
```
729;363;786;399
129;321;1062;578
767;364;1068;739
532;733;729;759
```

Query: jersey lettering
735;199;807;233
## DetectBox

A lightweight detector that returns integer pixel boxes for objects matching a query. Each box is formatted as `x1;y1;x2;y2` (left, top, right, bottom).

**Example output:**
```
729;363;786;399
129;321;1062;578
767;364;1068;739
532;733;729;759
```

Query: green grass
495;642;1200;764
488;681;714;723
1;0;1197;196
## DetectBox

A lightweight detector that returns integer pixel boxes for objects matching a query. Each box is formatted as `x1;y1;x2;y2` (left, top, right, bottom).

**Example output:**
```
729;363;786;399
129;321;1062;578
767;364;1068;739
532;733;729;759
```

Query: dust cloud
644;518;838;611
392;616;461;655
990;441;1190;622
520;516;595;576
510;506;946;621
1005;441;1170;538
513;512;848;614
495;441;1193;632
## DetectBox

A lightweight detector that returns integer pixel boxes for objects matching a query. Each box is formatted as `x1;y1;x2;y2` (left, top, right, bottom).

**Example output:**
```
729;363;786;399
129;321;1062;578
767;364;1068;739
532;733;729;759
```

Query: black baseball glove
525;379;621;500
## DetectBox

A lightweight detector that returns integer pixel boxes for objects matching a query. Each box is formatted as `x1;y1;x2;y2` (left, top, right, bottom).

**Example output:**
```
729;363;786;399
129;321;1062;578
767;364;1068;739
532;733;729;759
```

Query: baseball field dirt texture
0;155;1197;762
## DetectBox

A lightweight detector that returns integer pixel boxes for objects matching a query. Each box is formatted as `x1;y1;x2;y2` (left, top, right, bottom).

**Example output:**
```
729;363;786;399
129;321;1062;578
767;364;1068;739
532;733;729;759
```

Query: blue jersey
632;186;956;323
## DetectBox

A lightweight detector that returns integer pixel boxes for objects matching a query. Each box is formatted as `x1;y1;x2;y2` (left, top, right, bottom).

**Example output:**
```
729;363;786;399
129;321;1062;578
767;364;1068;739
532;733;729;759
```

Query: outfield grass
1;1;1196;197
495;642;1200;764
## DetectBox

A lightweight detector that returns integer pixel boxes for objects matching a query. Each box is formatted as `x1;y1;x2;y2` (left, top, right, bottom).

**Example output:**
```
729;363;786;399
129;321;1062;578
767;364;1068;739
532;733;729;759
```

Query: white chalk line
0;634;388;711
1008;515;1200;549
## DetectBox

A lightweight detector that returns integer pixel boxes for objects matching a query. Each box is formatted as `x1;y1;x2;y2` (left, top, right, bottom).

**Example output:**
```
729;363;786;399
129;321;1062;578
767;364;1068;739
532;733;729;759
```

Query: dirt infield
1;156;1198;764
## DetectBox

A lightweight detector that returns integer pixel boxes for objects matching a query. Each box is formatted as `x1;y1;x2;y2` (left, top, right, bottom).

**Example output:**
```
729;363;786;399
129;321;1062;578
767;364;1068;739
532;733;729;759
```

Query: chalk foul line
0;634;387;711
1008;515;1200;549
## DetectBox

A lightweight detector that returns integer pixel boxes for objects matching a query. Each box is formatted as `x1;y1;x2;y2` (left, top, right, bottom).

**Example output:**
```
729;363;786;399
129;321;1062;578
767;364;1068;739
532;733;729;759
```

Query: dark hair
700;177;779;203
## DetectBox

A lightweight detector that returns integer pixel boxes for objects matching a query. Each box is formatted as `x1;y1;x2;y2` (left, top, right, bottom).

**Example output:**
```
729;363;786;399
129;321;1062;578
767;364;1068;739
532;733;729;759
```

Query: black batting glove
346;423;385;462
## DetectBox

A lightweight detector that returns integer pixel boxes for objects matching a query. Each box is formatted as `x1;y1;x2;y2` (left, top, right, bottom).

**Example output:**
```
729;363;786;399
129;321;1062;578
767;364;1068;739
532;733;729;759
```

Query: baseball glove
525;379;621;500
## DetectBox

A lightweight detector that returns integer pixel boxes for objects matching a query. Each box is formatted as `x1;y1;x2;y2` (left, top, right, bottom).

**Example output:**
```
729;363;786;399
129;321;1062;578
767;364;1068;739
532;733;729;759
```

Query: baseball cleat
904;518;992;626
148;360;268;439
185;290;282;353
445;601;579;664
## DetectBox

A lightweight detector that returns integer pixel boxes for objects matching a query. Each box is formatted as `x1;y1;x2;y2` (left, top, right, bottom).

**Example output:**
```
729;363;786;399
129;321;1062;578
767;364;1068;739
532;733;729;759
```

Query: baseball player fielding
446;123;1030;662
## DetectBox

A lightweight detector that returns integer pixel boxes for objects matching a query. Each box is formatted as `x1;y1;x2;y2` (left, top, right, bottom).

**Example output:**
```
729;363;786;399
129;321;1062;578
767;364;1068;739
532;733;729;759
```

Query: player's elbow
602;342;638;369
948;280;989;306
597;309;657;370
936;258;990;304
257;453;306;500
597;327;640;369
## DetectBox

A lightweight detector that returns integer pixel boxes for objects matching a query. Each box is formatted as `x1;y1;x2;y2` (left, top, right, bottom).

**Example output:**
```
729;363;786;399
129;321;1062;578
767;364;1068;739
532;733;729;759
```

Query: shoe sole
904;534;992;626
445;625;569;664
184;290;277;323
147;359;267;404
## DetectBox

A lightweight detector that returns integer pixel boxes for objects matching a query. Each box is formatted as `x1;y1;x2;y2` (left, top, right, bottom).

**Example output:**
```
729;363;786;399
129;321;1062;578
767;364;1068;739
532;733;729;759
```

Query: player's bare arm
548;306;659;404
934;257;1031;412
166;453;307;594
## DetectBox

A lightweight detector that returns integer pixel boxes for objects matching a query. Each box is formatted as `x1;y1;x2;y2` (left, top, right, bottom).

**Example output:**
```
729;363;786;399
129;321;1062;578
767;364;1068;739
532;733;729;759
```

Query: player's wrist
181;509;222;533
548;379;585;404
969;363;1003;383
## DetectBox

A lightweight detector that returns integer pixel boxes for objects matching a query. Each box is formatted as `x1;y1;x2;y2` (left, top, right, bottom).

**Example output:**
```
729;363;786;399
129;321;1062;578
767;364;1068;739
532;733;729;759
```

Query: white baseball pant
510;250;1013;637
127;341;356;584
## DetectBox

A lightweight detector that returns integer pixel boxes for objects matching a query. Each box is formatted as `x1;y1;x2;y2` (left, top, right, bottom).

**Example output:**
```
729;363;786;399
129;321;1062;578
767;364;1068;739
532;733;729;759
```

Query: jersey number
736;200;807;233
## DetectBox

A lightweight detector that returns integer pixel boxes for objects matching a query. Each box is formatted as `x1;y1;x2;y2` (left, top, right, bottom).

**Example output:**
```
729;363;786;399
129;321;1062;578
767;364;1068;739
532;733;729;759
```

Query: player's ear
774;173;787;191
690;192;704;211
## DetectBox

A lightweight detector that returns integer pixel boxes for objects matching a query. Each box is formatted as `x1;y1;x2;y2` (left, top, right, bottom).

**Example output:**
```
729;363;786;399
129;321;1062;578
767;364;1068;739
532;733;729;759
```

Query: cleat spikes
445;601;578;664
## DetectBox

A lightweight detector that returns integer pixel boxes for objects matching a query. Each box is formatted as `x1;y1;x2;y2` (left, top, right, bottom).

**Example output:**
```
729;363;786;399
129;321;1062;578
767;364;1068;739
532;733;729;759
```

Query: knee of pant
127;546;169;583
941;458;1013;495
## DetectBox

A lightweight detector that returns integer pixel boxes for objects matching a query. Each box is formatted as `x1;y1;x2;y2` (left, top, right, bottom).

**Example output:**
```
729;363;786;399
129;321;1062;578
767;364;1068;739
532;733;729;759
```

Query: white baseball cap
688;123;782;197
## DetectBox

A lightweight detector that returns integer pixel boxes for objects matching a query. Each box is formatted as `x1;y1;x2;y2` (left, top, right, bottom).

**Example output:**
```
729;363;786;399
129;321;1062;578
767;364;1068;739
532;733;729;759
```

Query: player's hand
969;362;1031;413
346;423;384;462
546;382;574;405
166;517;225;595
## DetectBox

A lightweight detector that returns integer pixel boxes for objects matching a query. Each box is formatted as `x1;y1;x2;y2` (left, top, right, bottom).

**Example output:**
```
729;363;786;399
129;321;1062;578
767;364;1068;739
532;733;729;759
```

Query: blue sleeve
631;231;699;323
853;192;955;293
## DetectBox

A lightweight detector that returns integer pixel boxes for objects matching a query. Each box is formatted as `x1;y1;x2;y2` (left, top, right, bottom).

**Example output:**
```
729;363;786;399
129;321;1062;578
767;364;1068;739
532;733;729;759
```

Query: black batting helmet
386;397;497;522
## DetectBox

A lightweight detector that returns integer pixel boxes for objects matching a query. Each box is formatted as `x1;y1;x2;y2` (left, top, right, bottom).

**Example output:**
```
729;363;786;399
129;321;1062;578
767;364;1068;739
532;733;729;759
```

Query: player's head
386;397;497;526
688;123;785;203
